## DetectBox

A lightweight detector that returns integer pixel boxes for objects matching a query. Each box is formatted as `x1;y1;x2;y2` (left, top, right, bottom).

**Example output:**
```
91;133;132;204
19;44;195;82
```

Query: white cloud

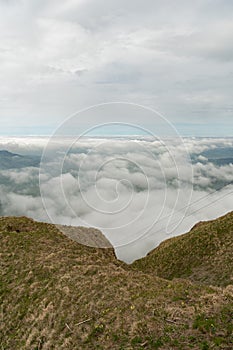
0;136;232;262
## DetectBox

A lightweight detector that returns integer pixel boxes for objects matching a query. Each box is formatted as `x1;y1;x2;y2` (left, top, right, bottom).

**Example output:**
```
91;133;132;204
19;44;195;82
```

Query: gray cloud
0;1;233;135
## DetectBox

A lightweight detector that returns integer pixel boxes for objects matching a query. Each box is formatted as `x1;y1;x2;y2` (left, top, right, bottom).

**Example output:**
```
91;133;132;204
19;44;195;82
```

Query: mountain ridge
132;211;233;287
0;150;40;169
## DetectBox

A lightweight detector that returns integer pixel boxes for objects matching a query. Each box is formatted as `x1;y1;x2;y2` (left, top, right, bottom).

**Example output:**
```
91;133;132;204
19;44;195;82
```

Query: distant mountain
209;158;233;166
132;212;233;287
198;147;233;166
191;147;233;166
0;215;232;349
201;147;233;160
0;150;40;169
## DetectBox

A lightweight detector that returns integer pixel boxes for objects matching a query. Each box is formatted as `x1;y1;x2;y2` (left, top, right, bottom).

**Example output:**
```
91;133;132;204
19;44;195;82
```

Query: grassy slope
0;216;233;349
132;212;233;287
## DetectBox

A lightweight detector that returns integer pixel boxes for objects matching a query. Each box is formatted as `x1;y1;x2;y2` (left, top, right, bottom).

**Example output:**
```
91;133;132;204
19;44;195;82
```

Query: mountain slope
0;216;233;350
0;150;40;169
132;212;233;287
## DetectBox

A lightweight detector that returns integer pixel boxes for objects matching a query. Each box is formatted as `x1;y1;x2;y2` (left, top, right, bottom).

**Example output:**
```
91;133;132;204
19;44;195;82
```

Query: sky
0;0;233;136
1;1;233;261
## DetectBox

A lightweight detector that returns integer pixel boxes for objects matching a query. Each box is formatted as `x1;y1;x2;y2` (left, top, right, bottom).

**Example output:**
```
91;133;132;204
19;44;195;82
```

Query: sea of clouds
0;136;232;262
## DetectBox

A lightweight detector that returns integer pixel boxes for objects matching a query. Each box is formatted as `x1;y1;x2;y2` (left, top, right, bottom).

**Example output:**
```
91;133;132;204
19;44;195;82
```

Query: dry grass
132;212;233;287
0;216;233;349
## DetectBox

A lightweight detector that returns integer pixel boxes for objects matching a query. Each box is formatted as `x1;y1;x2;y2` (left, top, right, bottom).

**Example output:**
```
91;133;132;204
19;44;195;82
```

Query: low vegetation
0;215;232;349
132;212;233;287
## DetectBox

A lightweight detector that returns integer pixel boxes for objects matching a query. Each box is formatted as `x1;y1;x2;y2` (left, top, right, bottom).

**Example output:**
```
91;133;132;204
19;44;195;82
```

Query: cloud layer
0;136;232;262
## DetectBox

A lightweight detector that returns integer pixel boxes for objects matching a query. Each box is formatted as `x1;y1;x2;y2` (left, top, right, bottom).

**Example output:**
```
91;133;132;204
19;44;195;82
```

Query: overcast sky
0;0;233;136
